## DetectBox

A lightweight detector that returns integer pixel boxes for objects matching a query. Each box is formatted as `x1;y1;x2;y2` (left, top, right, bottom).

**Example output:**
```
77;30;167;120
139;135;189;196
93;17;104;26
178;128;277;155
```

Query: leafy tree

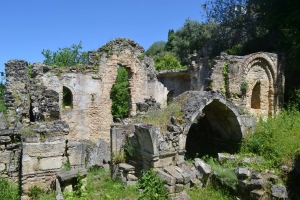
41;41;88;67
164;29;175;51
171;19;218;64
145;41;167;58
154;52;186;71
110;67;130;119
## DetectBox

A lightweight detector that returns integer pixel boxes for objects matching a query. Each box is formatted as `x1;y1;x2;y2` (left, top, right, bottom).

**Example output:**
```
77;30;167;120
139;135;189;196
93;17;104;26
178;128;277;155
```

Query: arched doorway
185;99;243;159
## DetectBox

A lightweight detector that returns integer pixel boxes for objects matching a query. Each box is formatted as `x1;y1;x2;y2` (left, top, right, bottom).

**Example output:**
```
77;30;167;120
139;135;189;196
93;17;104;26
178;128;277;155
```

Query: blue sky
0;0;206;76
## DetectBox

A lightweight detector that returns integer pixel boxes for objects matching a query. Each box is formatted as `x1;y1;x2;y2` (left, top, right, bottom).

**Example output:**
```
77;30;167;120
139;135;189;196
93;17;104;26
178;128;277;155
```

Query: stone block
39;156;63;170
271;184;288;199
155;169;176;186
0;163;6;172
164;184;175;194
127;174;138;181
250;190;267;200
175;184;184;193
174;166;191;184
164;166;184;183
218;153;235;162
119;163;135;172
235;167;251;178
0;136;11;144
153;156;173;168
23;141;65;157
168;190;190;200
22;156;39;174
0;151;12;164
57;168;88;182
247;179;268;190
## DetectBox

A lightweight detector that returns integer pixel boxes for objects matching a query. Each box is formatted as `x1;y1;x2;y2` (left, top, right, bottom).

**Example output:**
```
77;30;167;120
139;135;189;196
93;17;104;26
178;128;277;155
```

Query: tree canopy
41;41;88;67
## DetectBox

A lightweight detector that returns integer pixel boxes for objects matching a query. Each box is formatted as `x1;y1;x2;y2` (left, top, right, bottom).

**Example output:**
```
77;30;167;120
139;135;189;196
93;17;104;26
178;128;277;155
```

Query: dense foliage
0;82;6;113
202;0;300;102
154;53;186;71
0;178;19;200
110;67;130;119
41;41;88;67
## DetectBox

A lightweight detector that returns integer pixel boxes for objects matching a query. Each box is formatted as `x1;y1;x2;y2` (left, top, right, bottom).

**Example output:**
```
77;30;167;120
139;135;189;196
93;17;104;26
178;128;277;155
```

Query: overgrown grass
240;108;300;168
187;184;233;200
0;178;20;200
140;100;185;133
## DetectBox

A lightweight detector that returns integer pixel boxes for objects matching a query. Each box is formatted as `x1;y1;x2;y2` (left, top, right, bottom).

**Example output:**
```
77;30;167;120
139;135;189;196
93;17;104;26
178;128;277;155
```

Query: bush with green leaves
154;52;186;71
28;185;45;200
41;41;88;67
110;67;130;119
240;108;300;168
137;169;168;200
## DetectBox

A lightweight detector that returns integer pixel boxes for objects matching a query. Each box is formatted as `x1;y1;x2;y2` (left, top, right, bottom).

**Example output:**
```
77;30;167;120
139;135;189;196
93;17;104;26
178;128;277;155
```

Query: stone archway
243;53;276;117
180;91;246;158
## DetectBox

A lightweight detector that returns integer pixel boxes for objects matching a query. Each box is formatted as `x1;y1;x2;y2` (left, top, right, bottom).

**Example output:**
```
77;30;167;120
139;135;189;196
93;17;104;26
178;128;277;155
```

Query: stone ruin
0;38;286;199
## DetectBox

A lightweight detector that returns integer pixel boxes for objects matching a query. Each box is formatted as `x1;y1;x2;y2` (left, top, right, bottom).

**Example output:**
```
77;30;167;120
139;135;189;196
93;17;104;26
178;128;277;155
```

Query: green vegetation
154;53;186;71
187;184;233;200
240;109;300;168
137;169;168;200
110;67;130;119
141;100;185;133
0;82;6;114
20;126;35;138
41;41;88;67
28;185;45;200
205;157;238;190
0;178;19;200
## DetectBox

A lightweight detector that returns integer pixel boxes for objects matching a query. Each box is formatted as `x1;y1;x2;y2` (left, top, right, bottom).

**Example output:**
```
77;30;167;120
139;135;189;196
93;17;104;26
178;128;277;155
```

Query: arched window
251;83;260;109
62;86;73;109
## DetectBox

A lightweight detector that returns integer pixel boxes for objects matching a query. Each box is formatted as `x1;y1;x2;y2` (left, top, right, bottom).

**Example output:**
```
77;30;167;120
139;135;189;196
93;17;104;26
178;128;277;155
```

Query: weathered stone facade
0;38;285;199
189;52;285;118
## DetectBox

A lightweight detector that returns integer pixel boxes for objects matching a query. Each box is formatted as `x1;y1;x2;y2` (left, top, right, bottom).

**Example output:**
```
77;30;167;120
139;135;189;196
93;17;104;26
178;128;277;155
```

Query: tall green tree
110;67;130;118
145;41;167;58
171;19;217;65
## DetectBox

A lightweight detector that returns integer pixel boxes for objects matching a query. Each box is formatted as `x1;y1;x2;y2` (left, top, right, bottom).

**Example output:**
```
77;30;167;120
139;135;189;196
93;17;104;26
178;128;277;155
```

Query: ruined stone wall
38;39;169;143
157;70;191;100
190;52;285;118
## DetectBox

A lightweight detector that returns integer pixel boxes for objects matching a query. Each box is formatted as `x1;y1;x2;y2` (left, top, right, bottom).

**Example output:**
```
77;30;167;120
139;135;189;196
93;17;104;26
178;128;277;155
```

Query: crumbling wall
157;70;191;101
190;52;285;118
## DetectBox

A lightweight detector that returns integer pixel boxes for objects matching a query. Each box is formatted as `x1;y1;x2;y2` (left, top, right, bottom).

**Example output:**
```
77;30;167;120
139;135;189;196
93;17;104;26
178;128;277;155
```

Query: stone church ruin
0;38;285;199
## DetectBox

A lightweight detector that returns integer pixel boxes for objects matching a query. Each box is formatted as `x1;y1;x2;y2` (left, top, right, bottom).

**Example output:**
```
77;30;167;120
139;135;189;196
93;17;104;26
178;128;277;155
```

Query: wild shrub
137;169;168;200
240;108;300;168
141;98;185;133
205;157;238;190
28;185;45;200
0;178;19;200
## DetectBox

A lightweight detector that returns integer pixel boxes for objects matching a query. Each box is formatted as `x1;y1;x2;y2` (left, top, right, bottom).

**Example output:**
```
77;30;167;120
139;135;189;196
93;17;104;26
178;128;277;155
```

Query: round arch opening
185;99;243;159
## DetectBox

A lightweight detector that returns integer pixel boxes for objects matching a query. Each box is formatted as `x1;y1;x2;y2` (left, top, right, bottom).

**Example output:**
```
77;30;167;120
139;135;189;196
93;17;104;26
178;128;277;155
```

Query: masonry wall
190;52;285;118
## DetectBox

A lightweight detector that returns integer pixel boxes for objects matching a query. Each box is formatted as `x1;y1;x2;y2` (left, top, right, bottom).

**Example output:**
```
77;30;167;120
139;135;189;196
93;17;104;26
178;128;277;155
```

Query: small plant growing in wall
240;81;249;96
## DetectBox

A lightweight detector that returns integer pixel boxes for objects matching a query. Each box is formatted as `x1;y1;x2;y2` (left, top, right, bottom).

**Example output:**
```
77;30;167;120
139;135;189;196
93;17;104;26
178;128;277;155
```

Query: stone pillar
5;60;30;125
